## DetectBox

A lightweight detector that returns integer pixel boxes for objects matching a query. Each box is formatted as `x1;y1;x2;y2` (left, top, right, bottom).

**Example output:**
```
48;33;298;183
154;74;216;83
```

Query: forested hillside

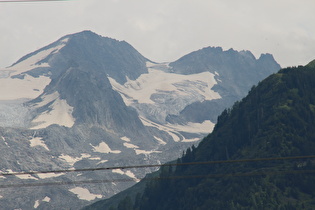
86;60;315;210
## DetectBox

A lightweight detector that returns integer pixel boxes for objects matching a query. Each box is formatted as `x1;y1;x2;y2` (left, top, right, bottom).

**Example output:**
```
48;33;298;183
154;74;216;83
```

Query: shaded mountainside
166;47;280;124
86;61;315;210
169;47;279;100
20;30;151;136
14;30;149;84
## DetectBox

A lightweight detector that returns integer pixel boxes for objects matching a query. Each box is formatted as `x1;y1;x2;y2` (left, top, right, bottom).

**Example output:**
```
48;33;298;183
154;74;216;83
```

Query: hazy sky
1;0;315;68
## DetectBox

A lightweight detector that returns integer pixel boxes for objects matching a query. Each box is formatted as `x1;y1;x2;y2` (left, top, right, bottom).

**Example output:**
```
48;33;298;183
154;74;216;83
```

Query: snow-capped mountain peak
8;37;69;76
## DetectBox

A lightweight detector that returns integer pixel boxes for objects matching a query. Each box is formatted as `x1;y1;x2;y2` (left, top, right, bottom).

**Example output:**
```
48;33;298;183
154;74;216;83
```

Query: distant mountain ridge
166;47;280;124
0;30;280;209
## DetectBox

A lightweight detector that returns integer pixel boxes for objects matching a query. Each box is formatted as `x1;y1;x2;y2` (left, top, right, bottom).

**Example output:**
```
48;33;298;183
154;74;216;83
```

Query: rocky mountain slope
0;30;280;209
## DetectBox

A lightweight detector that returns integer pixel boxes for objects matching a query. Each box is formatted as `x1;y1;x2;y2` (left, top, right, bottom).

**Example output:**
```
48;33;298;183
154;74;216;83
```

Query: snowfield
108;62;218;142
29;137;49;151
69;187;102;201
30;92;75;129
58;153;92;166
0;75;51;100
7;38;68;75
139;116;214;142
90;142;121;154
109;62;220;106
0;38;68;100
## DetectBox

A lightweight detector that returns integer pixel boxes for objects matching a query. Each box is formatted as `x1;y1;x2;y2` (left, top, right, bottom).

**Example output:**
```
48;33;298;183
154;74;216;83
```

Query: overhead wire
0;155;314;188
1;169;315;189
1;154;315;177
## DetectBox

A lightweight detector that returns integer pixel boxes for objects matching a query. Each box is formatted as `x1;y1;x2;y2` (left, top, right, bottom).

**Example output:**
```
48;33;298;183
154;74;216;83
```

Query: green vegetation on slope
85;63;315;210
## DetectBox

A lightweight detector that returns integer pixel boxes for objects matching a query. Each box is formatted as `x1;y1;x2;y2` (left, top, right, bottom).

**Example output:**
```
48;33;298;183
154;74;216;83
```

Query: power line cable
1;169;315;189
1;155;315;177
0;155;314;189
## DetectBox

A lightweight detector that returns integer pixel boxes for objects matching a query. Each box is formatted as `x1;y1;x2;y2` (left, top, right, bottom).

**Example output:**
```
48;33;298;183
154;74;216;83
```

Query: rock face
167;47;280;124
0;30;280;209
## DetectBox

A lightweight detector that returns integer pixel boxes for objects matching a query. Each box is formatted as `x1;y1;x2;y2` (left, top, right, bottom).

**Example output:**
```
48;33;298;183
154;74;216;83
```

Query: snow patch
60;37;69;43
89;157;101;160
91;142;121;154
5;169;38;180
37;172;65;179
7;41;67;75
29;137;49;151
166;120;215;134
58;153;90;166
123;142;139;149
181;138;200;142
16;174;38;180
109;64;220;106
140;116;214;142
125;170;137;180
112;169;138;180
42;196;51;202
34;200;40;209
0;75;51;100
30;92;75;129
97;160;108;165
69;187;102;201
135;149;162;155
154;136;167;145
1;136;9;147
120;136;131;142
140;117;182;142
58;154;81;166
34;196;51;208
81;153;91;158
112;169;124;175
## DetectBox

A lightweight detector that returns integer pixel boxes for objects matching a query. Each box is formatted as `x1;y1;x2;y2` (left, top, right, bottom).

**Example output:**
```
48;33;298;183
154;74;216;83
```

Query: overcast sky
1;0;315;68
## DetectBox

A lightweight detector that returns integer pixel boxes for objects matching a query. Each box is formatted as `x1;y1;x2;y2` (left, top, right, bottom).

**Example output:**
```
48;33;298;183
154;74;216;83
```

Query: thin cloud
1;0;314;68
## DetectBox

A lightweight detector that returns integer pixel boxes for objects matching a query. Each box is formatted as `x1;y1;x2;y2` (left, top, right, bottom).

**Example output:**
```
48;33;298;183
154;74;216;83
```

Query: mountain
87;61;315;210
0;30;280;209
166;47;280;124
